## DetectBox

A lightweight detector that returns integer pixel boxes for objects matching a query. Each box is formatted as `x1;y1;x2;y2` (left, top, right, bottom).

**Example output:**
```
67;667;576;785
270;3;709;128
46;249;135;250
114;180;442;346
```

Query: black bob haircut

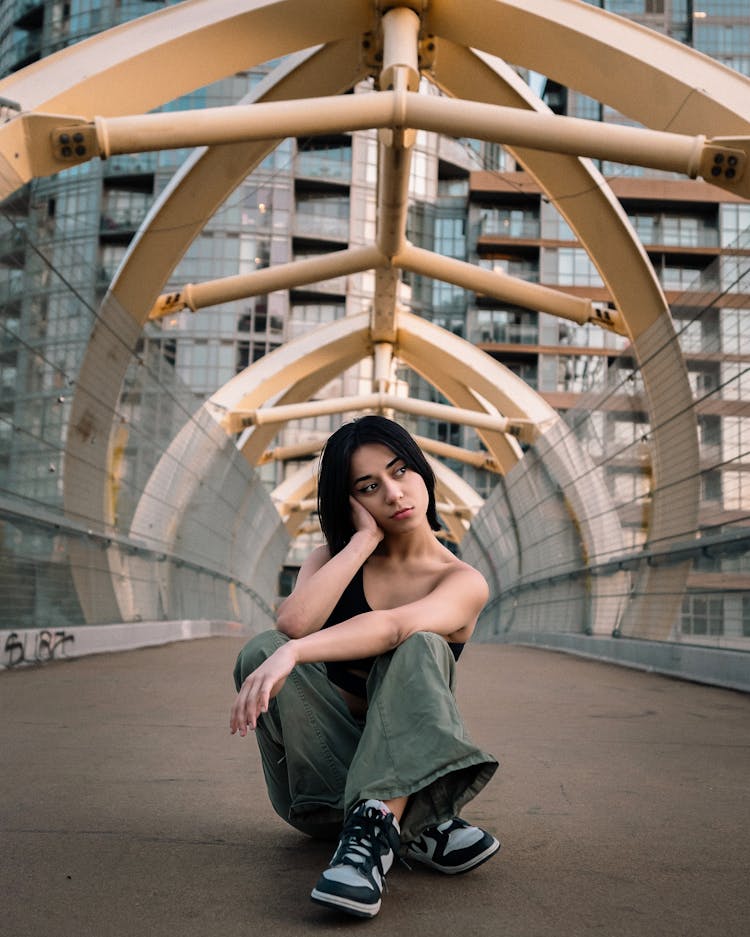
317;415;441;555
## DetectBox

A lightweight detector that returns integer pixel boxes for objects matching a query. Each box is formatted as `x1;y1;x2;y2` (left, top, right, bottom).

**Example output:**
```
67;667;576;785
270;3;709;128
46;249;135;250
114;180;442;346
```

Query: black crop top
321;565;464;700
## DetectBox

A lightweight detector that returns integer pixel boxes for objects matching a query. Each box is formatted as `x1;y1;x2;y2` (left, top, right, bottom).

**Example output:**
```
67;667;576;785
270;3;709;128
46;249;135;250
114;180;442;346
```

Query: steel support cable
0;516;274;617
493;414;750;566
498;253;750;514
0;211;266;524
499;422;750;562
544;241;750;453
0;335;248;541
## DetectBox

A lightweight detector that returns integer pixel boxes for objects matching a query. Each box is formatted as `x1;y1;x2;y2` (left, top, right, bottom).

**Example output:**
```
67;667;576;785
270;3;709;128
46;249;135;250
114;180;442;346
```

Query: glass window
543;248;603;287
557;354;609;393
720;308;750;355
477;206;539;239
720;203;750;247
681;594;724;637
435;214;466;258
295;192;350;240
698;414;721;449
471;308;539;345
296;141;352;183
540;201;574;240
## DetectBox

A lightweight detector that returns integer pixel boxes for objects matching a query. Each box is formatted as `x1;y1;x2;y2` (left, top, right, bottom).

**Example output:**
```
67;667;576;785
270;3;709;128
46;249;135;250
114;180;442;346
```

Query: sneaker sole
407;837;501;875
310;888;381;918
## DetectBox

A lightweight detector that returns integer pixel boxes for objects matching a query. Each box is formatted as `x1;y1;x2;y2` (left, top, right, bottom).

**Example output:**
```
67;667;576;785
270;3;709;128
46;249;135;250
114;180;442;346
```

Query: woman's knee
399;630;451;659
391;631;454;677
233;629;288;689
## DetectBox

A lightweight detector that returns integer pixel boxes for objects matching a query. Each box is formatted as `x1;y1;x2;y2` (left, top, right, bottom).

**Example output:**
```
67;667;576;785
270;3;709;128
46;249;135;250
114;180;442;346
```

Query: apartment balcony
295;151;351;184
476;217;541;240
100;208;149;240
293;212;350;243
102;154;158;179
471;322;540;345
634;224;720;250
476;258;540;283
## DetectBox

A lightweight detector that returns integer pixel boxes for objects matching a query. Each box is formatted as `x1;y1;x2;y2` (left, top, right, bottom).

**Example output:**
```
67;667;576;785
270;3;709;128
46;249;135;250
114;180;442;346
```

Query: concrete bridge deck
2;637;749;937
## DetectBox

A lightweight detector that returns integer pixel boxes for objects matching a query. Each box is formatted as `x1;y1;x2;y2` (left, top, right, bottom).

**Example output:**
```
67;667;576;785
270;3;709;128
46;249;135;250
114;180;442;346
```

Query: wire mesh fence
464;228;750;651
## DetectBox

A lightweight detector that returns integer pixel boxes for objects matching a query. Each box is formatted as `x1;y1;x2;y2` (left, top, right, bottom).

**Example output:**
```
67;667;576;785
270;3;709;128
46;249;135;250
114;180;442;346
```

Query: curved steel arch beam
219;308;547;471
127;314;374;611
57;39;367;622
395;310;626;635
424;0;750;136
233;328;522;474
430;44;666;337
110;41;367;323
428;42;667;634
271;462;319;536
210;313;372;417
426;15;743;637
5;0;739;634
397;311;556;426
0;0;374;117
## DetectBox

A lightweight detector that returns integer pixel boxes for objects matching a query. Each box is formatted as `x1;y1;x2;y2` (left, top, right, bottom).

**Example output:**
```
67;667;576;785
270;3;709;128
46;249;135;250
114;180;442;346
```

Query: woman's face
349;443;429;532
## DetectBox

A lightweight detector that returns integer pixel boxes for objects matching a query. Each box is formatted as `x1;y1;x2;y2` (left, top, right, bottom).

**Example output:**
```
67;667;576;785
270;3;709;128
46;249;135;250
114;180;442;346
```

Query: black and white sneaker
311;799;401;918
406;817;500;874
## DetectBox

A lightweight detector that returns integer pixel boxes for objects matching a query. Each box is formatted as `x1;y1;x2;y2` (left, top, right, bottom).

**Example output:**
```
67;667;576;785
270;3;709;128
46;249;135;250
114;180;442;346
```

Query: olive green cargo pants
233;629;498;843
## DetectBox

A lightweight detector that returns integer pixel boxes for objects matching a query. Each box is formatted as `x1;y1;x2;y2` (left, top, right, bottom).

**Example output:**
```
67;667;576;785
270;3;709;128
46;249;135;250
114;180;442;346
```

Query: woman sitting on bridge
230;414;499;919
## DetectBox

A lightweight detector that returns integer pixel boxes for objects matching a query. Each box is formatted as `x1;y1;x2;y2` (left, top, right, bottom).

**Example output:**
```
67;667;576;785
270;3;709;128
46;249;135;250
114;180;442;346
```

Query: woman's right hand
350;496;384;544
229;642;297;736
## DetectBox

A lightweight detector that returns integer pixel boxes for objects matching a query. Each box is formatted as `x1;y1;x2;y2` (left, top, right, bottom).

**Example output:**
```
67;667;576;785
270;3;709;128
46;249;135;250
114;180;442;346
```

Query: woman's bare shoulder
294;543;332;582
438;554;489;598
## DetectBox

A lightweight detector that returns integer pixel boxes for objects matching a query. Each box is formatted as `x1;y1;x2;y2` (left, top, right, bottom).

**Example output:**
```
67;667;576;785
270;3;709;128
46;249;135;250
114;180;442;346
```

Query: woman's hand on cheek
350;496;384;543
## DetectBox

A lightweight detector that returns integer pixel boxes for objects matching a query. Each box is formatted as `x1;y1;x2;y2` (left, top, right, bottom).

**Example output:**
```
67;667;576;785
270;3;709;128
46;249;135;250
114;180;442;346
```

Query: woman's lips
392;506;413;520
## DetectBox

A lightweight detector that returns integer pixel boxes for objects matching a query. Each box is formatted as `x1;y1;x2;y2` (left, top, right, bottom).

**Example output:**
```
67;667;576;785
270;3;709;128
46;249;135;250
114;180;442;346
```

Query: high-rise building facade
1;1;749;645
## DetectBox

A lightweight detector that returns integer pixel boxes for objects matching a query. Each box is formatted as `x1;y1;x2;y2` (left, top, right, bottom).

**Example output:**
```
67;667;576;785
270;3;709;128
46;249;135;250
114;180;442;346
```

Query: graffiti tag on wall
2;629;75;668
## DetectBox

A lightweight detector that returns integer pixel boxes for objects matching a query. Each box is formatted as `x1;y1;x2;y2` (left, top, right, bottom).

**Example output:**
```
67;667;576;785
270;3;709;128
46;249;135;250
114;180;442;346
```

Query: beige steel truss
1;0;749;636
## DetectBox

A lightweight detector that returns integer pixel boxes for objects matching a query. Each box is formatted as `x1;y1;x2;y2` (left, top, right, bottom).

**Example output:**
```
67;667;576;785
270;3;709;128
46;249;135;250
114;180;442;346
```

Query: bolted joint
697;137;750;197
589;303;627;336
51;123;98;164
223;412;255;434
361;31;383;75
507;419;540;446
148;290;188;321
418;33;437;72
699;143;745;184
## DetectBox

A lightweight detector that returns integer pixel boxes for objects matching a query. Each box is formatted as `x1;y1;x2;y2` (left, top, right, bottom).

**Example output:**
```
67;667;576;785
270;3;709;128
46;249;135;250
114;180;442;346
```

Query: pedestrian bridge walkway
2;638;748;937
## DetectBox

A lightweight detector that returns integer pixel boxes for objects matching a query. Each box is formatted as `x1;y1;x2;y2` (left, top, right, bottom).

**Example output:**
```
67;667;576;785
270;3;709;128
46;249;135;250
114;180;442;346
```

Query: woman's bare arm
275;497;383;638
230;565;488;734
292;563;488;662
